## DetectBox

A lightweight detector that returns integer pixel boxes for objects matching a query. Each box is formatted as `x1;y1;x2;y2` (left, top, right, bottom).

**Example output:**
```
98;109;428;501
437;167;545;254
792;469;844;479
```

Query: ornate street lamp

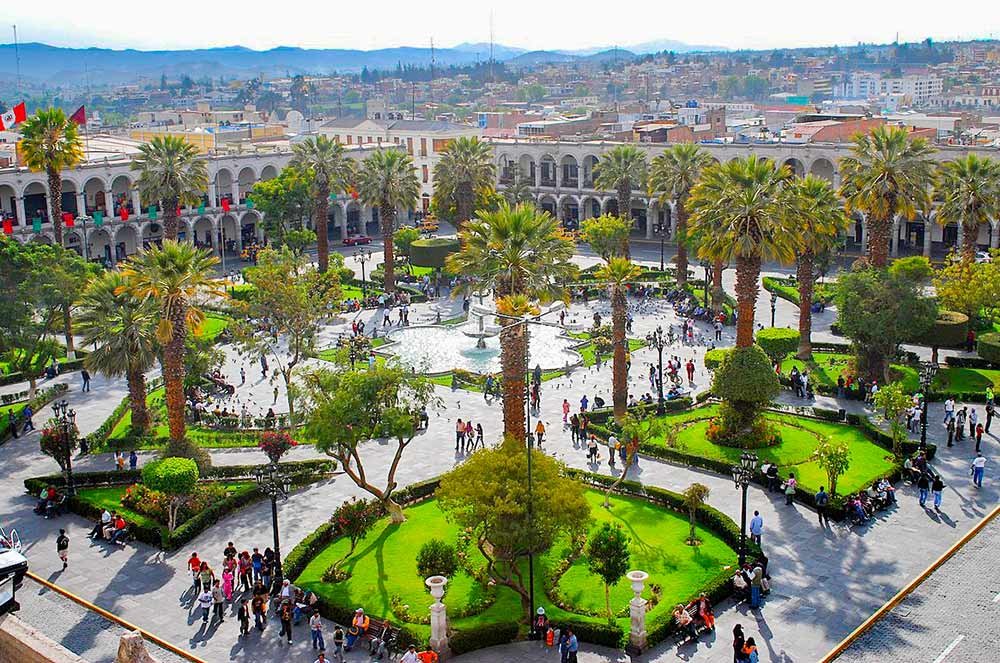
52;400;77;496
770;292;778;328
354;247;374;298
657;221;667;272
645;326;667;414
919;362;938;449
700;260;711;309
253;462;293;590
731;451;759;566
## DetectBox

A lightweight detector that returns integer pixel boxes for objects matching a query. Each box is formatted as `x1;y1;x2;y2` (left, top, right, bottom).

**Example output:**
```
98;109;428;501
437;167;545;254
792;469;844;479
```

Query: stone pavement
1;254;997;663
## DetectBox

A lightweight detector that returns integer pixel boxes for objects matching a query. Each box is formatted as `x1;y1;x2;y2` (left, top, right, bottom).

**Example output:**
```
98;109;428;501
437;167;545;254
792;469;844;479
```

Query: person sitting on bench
345;608;369;650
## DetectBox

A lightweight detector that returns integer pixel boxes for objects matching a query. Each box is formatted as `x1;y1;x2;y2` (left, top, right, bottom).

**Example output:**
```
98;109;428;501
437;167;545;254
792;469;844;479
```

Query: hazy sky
6;0;999;51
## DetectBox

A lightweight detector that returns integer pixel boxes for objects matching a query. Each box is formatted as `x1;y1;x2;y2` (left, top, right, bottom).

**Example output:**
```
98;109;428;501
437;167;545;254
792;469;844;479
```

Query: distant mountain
506;50;579;67
561;39;727;56
580;48;637;63
451;42;528;60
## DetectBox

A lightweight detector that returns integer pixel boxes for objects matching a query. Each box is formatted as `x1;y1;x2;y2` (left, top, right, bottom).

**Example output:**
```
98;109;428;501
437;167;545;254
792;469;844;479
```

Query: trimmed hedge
917;311;969;348
756;327;800;362
0;354;88;387
978;333;1000;366
704;348;729;370
409;237;460;269
449;623;520;656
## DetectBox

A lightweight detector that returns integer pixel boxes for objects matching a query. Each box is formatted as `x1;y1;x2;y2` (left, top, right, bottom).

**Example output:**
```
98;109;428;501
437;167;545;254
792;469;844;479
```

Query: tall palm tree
121;241;222;444
503;164;536;207
790;176;850;360
596;257;641;419
20;108;85;355
433;136;496;232
934;154;1000;264
839;125;936;267
357;149;421;293
131;136;209;241
688;156;799;348
594;144;648;256
19;108;84;246
648;144;714;287
291;135;354;273
446;202;576;440
76;272;159;434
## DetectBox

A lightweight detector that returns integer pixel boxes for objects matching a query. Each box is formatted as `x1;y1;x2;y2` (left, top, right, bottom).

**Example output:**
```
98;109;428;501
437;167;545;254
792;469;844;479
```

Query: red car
342;235;372;246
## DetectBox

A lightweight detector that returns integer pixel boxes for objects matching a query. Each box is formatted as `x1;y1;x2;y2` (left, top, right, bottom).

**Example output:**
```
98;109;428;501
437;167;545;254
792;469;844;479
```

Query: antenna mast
430;38;435;106
13;25;22;97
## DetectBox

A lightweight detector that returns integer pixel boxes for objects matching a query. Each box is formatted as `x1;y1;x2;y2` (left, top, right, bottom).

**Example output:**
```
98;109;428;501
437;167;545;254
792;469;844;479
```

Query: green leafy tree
330;497;381;563
39;417;79;481
835;267;936;382
689;156;798;348
141;457;199;533
873;381;913;457
711;345;781;445
393;226;421;267
131;135;209;240
682;483;711;545
283;228;317;259
357;149;421;292
300;364;436;523
596;257;641;418
839;126;936;267
580;215;631;261
437;435;591;621
594;145;648;255
432;136;496;233
19;108;83;245
933;154;1000;264
889;255;934;283
251;166;315;245
813;437;851;495
232;247;342;422
585;522;631;620
416;539;459;579
933;256;1000;320
648;144;714;287
76;272;159;434
291;135;355;273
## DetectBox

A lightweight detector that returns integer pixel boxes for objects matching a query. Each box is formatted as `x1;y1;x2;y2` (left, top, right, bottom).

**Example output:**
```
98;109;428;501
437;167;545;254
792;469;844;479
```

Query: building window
420;137;427;156
347;135;353;145
406;137;413;154
422;165;428;183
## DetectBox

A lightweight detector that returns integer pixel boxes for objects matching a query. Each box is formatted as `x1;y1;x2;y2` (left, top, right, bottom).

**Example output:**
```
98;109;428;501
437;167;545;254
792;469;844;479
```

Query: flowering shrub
330;497;381;554
121;481;233;527
259;430;297;463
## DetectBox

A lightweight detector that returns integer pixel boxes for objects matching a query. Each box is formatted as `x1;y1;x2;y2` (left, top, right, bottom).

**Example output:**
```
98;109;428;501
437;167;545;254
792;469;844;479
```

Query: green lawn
1;346;68;376
196;313;231;342
647;405;896;495
932;366;1000;394
779;353;919;393
296;490;735;639
763;276;837;305
0;402;26;418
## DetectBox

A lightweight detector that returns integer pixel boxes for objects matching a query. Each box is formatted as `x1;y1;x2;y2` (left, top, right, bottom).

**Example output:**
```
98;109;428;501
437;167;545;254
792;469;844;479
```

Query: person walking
971;452;987;488
6;409;18;439
783;474;797;506
565;627;579;663
222;567;235;602
331;625;345;662
237;598;251;636
917;472;930;507
608;435;618;468
197;587;213;624
278;600;293;644
815;486;830;526
309;611;325;651
475;423;484;449
81;368;91;392
749;511;763;546
251;592;267;631
272;386;279;405
21;405;34;433
56;529;69;570
128;450;138;471
562;399;570;423
240;367;246;385
943;398;955;424
947;418;955;447
187;552;203;592
932;474;945;511
732;624;746;663
975;423;984;453
455;418;465;453
986;400;995;433
534;420;545;448
580;395;588;412
969;409;979;439
211;579;226;623
569;413;580;443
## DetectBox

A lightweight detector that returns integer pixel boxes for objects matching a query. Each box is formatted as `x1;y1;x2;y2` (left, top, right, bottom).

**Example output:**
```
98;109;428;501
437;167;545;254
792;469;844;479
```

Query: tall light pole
731;451;758;566
75;214;91;262
354;247;373;298
253;462;292;591
52;400;77;496
701;260;710;309
919;362;938;450
645;326;666;415
770;292;778;328
658;221;666;272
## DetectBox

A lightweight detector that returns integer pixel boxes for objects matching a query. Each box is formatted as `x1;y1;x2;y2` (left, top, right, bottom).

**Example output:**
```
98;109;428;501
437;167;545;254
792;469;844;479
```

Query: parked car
0;526;26;614
343;235;373;246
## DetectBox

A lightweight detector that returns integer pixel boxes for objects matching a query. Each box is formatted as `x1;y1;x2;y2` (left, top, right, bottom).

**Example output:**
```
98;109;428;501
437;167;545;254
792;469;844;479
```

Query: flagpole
12;25;21;97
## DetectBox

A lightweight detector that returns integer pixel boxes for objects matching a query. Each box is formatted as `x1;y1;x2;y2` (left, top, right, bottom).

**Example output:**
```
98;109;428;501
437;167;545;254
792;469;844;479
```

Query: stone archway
783;157;805;178
114;224;139;261
809;158;835;183
88;227;114;264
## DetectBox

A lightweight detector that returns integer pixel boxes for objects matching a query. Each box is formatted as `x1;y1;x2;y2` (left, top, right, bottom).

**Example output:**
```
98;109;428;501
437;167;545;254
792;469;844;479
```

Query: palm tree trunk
961;220;978;264
162;196;180;241
315;182;330;273
456;182;474;234
796;251;815;360
500;322;527;443
381;203;396;293
126;367;150;434
734;254;761;348
711;259;724;315
163;303;188;443
611;286;628;419
62;305;75;356
617;184;631;259
675;200;688;287
867;214;890;268
47;167;64;245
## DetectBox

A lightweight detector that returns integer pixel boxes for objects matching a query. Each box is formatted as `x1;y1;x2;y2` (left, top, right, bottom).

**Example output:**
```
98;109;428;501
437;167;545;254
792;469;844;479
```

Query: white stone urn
425;575;449;652
626;570;649;651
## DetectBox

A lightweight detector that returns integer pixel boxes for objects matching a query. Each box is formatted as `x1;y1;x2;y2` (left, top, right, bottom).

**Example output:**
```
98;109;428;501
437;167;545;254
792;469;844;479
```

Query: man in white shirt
400;645;419;663
944;398;956;424
971;452;987;488
90;509;112;539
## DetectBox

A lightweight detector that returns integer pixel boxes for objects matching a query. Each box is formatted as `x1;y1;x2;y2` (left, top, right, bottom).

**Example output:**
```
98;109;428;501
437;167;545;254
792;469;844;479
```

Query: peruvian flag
62;212;75;227
69;105;87;126
221;198;230;212
2;219;12;235
120;206;129;221
0;102;27;131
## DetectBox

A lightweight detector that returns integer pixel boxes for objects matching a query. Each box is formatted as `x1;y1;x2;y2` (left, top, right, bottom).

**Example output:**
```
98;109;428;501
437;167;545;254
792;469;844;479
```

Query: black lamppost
52;400;77;496
658;222;667;272
770;292;778;328
645;326;667;414
354;247;373;297
919;362;938;449
701;260;711;308
253;462;292;590
731;451;759;566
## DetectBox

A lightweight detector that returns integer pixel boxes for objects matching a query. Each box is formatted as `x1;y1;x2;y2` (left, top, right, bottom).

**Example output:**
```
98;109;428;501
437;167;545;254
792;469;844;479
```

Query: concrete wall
0;614;88;663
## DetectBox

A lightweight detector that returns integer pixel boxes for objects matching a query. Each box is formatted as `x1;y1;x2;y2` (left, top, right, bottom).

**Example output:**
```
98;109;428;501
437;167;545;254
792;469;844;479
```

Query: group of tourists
453;418;485;453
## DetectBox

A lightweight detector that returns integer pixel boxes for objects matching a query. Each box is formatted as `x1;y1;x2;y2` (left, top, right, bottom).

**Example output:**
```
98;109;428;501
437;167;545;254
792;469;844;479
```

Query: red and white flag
0;102;27;131
69;105;87;126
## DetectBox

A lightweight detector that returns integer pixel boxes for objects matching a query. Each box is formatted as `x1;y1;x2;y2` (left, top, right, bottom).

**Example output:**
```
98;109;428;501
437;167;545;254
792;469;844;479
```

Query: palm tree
595;257;641;419
790;176;850;360
433;136;496;233
688;156;798;348
503;164;536;207
648;144;714;287
76;272;159;434
20;108;85;355
934;154;1000;264
594;144;648;255
131;136;209;241
291;135;354;273
357;149;421;293
446;202;576;440
19;108;84;246
121;241;222;444
839;126;936;267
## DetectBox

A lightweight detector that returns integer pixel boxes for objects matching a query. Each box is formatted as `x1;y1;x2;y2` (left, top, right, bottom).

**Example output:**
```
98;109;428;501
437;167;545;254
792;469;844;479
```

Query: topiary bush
415;539;459;579
704;348;730;370
916;310;969;348
755;328;800;363
978;333;1000;366
710;346;781;447
410;237;460;268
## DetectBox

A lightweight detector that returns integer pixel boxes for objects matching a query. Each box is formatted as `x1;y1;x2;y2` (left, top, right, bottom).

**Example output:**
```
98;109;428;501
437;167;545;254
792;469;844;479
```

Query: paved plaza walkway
1;255;997;662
